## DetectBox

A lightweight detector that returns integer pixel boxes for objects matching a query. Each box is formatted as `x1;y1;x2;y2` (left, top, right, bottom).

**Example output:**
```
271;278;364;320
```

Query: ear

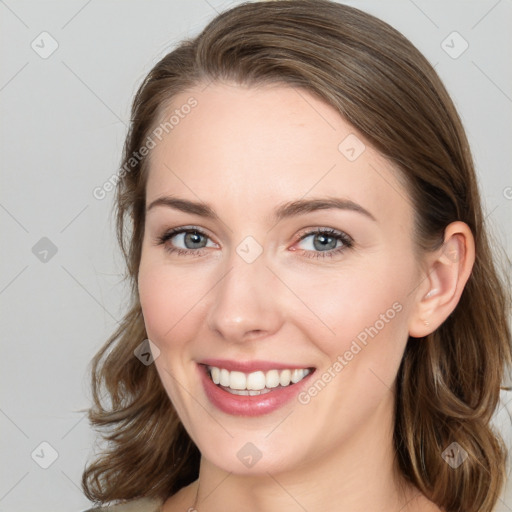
408;221;475;338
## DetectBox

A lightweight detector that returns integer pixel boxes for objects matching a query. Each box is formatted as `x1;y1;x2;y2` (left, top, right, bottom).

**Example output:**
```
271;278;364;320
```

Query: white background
1;1;511;511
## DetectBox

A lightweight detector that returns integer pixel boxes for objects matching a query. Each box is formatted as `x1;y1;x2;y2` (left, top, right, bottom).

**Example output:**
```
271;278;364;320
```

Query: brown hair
81;1;512;510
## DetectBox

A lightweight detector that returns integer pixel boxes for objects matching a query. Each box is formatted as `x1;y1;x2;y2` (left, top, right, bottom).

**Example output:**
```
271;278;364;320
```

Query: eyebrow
146;196;376;222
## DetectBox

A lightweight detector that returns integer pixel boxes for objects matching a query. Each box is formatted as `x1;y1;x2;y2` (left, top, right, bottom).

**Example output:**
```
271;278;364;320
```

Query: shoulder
82;497;163;512
160;481;198;512
82;481;197;512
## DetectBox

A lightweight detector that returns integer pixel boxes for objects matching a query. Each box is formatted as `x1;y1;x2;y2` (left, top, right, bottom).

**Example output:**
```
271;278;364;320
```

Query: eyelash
296;228;353;259
154;226;353;259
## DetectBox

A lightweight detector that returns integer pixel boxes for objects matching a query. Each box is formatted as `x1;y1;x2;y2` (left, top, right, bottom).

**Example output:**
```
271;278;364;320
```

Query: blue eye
155;226;353;259
295;228;353;259
172;231;208;249
156;227;216;255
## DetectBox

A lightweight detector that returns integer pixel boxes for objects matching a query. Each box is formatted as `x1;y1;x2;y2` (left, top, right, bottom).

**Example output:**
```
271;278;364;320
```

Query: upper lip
199;358;315;373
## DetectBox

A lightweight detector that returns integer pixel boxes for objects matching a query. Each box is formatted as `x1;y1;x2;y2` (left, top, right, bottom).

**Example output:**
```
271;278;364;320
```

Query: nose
206;253;283;344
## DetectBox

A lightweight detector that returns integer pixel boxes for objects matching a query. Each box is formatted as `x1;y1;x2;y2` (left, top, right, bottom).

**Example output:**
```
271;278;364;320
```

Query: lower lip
198;364;315;417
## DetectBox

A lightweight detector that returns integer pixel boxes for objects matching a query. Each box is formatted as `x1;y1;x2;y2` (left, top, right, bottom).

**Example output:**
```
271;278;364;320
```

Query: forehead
145;82;413;228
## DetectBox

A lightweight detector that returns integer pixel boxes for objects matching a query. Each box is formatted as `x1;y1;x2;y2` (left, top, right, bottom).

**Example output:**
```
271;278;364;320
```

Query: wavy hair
81;1;512;510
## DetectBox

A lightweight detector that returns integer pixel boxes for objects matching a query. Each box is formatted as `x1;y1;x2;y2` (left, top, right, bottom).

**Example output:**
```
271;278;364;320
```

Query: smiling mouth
203;364;315;396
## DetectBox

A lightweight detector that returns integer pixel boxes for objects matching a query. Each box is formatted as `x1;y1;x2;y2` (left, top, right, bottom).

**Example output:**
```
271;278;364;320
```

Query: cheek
285;259;413;356
138;259;205;346
137;259;206;412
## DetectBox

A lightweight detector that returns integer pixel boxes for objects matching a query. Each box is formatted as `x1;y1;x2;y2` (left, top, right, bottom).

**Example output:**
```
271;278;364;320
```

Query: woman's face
138;82;424;475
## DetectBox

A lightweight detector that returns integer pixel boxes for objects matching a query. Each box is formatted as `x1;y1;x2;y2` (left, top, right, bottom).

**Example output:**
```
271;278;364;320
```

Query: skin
137;82;474;512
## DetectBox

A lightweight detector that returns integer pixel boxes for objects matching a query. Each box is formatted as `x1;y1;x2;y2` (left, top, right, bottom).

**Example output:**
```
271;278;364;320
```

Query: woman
81;1;512;511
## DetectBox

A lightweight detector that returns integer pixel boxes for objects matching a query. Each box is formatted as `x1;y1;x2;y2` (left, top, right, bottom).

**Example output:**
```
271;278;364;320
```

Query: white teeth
220;368;230;387
291;369;305;383
211;367;220;385
247;371;266;390
229;371;247;390
265;369;280;388
206;365;312;392
228;388;273;396
279;369;291;386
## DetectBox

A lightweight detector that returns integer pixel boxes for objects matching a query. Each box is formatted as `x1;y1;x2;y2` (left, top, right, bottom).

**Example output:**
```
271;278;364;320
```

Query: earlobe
408;222;475;338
